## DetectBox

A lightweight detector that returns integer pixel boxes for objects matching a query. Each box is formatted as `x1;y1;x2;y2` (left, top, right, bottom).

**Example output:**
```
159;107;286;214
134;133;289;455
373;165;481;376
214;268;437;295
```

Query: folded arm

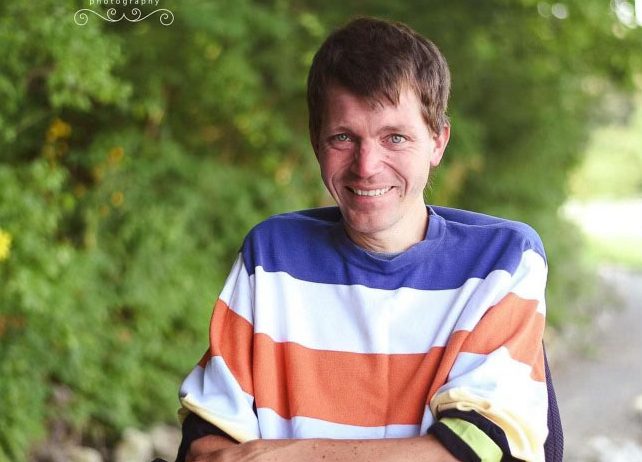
187;434;458;462
180;412;458;462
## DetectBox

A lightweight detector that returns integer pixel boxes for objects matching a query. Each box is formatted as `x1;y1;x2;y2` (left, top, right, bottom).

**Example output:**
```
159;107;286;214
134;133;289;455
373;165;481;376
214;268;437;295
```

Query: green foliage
1;0;641;460
569;95;642;199
584;234;642;269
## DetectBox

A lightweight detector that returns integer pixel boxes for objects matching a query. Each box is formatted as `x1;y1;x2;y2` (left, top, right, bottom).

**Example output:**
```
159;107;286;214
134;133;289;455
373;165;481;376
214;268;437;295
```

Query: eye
389;134;407;144
334;133;351;142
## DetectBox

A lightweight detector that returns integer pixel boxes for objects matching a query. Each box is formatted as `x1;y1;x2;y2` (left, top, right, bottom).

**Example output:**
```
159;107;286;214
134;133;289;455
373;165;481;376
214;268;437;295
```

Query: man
175;17;561;462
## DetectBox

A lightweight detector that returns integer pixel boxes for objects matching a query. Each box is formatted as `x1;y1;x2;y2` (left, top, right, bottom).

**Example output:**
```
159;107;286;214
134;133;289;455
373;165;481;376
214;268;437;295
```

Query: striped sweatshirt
179;206;549;461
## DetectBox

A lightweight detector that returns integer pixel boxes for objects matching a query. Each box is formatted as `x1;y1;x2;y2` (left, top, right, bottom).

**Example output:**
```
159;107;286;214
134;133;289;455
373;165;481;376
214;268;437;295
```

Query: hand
190;439;297;462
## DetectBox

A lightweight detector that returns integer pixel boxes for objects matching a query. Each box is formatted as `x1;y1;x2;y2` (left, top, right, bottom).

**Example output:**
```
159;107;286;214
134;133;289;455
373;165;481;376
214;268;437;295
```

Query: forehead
322;84;425;129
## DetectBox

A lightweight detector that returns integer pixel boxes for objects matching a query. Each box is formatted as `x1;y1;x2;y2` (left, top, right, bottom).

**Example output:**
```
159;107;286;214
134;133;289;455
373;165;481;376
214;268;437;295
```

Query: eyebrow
378;125;416;134
325;124;417;134
326;125;352;133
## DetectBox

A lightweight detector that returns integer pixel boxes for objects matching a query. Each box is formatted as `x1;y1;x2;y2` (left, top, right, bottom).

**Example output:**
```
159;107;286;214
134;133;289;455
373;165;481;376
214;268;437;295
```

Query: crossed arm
185;433;459;462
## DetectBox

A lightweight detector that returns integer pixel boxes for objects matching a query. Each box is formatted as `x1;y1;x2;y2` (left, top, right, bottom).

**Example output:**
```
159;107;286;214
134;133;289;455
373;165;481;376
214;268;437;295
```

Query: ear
429;124;450;168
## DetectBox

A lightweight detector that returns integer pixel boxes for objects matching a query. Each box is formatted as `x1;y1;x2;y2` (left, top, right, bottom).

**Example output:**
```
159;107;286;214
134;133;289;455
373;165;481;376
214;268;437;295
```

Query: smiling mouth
348;186;393;197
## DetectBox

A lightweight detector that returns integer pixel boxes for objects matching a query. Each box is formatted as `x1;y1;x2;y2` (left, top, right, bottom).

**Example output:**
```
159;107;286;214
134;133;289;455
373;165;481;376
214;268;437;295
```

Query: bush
1;0;641;460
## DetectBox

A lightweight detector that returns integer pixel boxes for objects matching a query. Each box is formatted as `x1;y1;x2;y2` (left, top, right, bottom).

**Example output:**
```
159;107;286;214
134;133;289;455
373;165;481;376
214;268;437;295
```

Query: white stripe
448;250;547;333
223;251;547;354
431;349;548;448
256;407;422;439
438;349;548;422
432;349;548;461
509;249;547;314
252;266;469;353
419;407;437;435
179;358;259;442
219;255;254;324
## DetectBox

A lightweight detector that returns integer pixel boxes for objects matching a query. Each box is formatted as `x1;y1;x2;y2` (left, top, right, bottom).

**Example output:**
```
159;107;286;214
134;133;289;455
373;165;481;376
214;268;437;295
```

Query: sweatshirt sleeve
178;254;260;443
428;246;549;462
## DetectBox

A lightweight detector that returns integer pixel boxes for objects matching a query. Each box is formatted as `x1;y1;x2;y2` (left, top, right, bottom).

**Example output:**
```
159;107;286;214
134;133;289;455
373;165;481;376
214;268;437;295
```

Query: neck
345;206;428;253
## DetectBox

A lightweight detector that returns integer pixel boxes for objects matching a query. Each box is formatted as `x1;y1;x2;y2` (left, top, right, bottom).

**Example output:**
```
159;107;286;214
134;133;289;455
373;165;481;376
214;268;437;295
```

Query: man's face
316;85;449;251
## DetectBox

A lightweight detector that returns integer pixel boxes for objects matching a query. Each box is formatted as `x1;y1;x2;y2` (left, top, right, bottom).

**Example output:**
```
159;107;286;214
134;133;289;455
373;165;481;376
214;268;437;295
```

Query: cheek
319;153;348;179
318;157;342;193
406;169;430;194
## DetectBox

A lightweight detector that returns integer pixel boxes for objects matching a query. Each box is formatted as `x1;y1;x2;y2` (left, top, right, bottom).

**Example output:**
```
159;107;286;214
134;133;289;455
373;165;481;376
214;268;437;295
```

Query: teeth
351;187;391;197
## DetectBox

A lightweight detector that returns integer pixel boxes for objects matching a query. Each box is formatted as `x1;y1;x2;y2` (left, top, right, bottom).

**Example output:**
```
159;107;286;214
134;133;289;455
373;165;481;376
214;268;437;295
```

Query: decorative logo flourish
74;8;175;26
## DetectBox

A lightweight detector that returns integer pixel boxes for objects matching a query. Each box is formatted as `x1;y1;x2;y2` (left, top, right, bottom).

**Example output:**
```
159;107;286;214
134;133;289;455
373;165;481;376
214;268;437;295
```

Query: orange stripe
427;330;468;402
200;294;544;427
200;299;254;395
431;293;546;391
253;334;445;426
463;293;545;381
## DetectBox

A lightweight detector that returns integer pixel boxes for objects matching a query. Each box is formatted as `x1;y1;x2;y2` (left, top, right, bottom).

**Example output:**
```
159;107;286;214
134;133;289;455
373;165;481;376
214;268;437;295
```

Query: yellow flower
108;147;125;165
46;118;72;142
111;191;124;207
0;229;12;262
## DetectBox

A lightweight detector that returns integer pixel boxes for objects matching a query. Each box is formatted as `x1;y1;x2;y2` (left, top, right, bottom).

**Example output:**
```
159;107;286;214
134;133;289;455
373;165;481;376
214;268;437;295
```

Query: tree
1;0;640;459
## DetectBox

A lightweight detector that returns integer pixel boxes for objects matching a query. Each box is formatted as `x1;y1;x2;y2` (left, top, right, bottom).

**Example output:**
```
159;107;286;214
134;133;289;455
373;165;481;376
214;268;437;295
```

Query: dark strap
543;347;564;462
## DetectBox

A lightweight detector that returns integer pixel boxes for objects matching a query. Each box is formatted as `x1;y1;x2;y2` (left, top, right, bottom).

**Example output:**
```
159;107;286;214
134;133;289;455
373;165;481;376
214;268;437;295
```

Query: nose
351;139;383;178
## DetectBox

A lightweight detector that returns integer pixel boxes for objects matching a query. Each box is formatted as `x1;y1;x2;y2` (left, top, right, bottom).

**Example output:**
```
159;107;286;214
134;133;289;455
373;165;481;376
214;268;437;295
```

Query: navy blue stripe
428;420;481;462
544;345;564;462
437;409;514;460
240;207;545;291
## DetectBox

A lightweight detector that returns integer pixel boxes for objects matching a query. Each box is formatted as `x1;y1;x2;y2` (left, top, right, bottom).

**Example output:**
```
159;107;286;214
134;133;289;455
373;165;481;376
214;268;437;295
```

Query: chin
343;215;393;237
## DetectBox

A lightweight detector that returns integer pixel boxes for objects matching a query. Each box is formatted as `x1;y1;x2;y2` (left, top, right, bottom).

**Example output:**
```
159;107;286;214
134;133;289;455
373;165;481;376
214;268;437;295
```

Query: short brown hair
307;17;450;149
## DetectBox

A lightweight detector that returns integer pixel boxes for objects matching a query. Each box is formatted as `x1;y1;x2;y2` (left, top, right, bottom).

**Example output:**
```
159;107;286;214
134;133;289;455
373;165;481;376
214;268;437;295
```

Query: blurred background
1;1;641;461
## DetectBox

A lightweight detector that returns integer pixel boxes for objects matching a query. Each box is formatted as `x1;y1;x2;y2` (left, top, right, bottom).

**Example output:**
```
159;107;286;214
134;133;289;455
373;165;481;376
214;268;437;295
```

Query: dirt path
551;266;642;461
